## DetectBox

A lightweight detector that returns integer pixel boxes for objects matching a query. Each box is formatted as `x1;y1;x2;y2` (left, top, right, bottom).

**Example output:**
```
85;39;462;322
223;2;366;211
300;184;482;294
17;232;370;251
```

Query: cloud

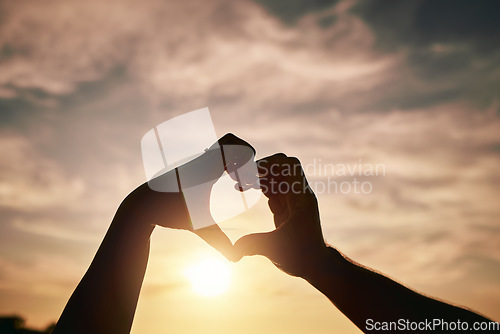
352;0;500;48
0;133;85;211
11;219;98;242
252;0;340;25
0;0;401;114
350;0;500;110
234;103;500;295
0;254;83;297
0;0;499;328
0;0;498;116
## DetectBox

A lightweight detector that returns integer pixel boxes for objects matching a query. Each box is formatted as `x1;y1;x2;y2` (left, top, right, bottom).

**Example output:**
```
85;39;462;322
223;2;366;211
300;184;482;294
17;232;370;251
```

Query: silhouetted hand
234;153;329;277
120;133;255;262
54;133;257;334
233;155;496;334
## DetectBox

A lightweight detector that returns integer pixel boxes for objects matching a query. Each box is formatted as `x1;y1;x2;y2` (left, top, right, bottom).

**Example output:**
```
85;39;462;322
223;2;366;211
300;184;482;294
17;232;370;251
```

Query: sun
185;258;231;297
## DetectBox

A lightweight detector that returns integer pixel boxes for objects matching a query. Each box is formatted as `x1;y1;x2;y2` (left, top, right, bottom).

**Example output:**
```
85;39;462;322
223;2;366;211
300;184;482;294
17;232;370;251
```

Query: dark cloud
252;0;339;25
352;0;500;50
415;0;500;47
316;14;336;29
0;94;40;125
344;0;500;111
0;44;27;59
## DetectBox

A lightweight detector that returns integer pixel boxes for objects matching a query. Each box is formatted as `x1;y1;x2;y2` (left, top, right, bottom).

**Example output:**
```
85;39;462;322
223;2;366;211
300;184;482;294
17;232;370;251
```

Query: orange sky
0;0;499;332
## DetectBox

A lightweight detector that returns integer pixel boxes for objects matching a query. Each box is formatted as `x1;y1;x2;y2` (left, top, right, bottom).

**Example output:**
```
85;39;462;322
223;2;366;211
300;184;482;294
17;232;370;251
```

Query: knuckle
271;153;287;159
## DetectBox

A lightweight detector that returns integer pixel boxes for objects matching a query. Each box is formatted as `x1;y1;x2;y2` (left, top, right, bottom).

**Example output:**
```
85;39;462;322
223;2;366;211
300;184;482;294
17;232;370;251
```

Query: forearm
306;247;492;333
54;198;155;334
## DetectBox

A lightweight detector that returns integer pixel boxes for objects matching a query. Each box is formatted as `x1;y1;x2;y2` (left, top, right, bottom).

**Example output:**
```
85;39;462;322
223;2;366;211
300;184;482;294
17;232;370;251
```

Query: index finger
193;223;239;262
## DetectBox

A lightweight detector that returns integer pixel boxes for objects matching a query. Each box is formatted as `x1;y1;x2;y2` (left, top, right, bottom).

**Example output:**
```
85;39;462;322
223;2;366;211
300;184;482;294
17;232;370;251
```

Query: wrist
116;183;158;230
302;246;346;283
121;182;189;229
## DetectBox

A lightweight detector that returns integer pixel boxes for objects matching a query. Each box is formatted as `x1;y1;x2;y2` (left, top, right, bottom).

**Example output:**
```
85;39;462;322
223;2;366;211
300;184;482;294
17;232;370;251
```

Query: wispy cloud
0;133;85;211
0;0;499;329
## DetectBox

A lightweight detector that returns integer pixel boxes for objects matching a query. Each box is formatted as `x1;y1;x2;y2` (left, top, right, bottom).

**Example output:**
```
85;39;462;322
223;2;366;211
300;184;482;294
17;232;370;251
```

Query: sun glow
185;258;231;297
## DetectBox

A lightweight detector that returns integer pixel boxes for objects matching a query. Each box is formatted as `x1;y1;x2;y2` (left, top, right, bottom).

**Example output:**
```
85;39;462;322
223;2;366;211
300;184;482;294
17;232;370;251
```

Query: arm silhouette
235;153;495;333
53;186;157;334
53;134;252;334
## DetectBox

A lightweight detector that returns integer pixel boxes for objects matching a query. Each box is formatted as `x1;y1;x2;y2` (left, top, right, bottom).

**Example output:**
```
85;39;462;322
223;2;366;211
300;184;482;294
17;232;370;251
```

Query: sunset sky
1;0;499;332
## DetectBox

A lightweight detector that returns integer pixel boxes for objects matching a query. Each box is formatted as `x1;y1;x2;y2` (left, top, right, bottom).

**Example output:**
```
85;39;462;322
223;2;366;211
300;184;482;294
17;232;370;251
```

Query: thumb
234;231;276;261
